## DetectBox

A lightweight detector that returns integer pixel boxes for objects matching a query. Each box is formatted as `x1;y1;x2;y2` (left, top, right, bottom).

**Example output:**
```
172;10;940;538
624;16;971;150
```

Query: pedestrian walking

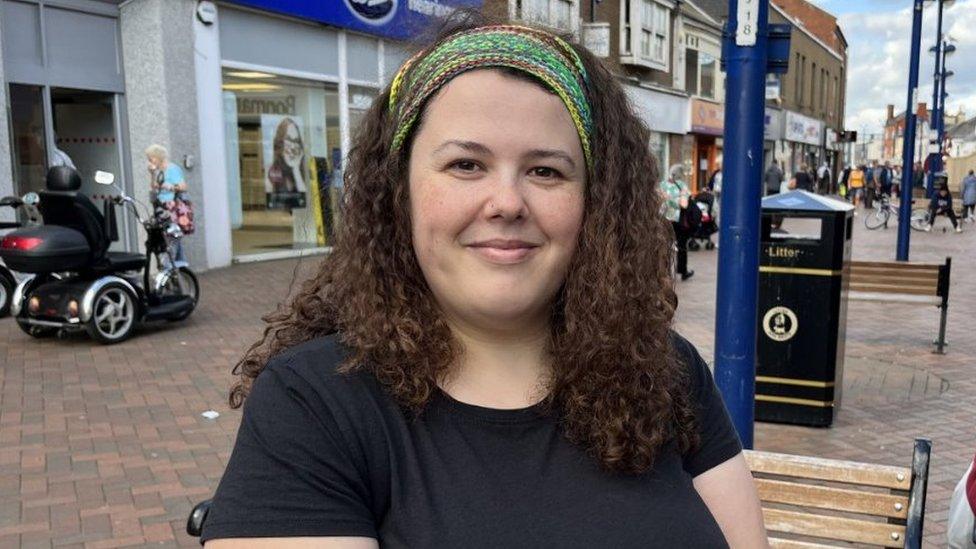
764;160;784;196
817;162;831;194
792;164;814;192
926;183;962;233
947;451;975;549
146;144;193;265
879;162;893;197
913;161;925;191
199;18;767;548
839;164;851;199
848;166;865;211
661;164;696;281
892;165;902;197
864;163;876;209
962;169;976;222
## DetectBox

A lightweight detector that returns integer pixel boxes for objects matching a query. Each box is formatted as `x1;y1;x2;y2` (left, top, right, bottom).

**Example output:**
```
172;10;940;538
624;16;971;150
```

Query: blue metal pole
937;58;947;163
926;0;945;197
713;0;769;449
897;0;925;261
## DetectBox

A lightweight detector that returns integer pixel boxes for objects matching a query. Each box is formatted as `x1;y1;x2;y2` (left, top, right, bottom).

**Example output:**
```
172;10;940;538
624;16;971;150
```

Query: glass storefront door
8;84;48;197
223;69;370;257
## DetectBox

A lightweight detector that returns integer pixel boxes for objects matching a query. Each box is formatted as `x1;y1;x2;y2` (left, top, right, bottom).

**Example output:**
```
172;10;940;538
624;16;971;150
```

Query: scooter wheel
85;283;137;345
16;319;56;338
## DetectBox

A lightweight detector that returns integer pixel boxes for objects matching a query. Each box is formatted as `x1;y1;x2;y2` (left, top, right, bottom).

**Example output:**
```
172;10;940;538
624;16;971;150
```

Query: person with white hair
659;164;695;281
145;144;192;264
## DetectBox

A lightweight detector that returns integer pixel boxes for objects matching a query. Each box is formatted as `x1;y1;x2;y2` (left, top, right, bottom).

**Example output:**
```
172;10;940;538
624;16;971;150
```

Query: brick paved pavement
0;207;973;547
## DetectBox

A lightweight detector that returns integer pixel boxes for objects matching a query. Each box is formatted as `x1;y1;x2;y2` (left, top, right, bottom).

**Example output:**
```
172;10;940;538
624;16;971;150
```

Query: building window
513;0;579;34
810;62;816;112
621;0;671;70
684;44;717;100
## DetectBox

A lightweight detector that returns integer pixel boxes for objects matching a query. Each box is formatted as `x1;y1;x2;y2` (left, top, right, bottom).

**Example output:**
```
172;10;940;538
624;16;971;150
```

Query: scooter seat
100;252;146;272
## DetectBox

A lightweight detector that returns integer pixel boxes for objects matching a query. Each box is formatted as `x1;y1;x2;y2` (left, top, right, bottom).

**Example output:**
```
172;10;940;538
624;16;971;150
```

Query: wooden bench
848;259;952;353
747;438;932;548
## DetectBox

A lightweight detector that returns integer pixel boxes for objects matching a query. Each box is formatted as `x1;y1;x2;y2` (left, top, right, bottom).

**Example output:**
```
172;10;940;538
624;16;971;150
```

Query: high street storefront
688;97;723;191
784;110;824;176
624;83;690;183
0;0;132;247
1;0;479;269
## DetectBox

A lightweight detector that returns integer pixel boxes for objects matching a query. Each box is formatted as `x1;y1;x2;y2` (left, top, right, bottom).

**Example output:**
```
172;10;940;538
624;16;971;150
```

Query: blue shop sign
227;0;483;40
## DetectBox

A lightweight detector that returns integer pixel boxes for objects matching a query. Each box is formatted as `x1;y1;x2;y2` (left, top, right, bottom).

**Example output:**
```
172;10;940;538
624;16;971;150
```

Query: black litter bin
756;190;854;427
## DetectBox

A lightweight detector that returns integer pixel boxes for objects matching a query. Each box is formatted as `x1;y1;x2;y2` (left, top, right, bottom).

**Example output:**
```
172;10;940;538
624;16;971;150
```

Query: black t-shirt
201;333;742;547
793;171;814;191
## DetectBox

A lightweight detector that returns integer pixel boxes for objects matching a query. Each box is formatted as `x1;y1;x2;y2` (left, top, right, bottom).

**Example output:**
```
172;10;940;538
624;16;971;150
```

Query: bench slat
850;267;940;277
763;508;906;547
847;292;942;305
848;283;938;296
849;272;939;284
850;260;942;271
755;478;909;519
848;279;938;291
745;450;912;490
769;538;848;549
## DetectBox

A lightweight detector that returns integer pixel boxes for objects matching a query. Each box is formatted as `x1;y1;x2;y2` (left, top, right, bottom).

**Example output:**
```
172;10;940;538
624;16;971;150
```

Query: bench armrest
186;499;213;538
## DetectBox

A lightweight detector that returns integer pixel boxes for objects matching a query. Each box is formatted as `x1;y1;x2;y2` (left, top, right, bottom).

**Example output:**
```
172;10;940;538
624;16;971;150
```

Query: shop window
684;41;717;100
222;69;361;257
700;53;716;99
512;0;579;34
685;49;698;96
621;0;670;70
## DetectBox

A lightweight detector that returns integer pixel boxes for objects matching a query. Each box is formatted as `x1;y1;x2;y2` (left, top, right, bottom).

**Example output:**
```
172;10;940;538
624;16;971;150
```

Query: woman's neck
440;319;551;410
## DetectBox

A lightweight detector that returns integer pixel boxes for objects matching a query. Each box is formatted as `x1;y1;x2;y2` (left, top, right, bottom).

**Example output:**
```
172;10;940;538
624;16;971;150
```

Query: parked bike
863;194;930;232
0;166;198;343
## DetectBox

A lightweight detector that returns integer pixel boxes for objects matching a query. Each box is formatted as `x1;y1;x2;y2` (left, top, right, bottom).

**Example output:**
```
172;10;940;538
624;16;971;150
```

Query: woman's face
147;155;164;170
408;70;586;334
282;123;303;167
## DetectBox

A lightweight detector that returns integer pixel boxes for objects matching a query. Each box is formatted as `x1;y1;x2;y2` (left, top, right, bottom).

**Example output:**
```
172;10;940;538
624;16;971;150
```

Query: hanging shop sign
226;0;483;40
690;98;725;136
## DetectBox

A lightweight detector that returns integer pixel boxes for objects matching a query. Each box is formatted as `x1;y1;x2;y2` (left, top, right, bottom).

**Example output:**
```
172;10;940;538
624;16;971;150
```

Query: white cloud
841;0;976;134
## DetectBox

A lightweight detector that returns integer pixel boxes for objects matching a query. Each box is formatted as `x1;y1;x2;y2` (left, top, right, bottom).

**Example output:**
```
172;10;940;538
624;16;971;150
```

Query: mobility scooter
0;192;41;317
0;166;198;343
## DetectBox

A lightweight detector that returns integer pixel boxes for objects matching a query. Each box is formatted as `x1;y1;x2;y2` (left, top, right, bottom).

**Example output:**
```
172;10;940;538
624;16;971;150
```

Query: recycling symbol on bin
762;306;799;342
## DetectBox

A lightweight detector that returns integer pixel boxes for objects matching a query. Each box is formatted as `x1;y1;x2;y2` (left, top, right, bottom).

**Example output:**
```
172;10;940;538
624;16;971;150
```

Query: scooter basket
0;226;90;273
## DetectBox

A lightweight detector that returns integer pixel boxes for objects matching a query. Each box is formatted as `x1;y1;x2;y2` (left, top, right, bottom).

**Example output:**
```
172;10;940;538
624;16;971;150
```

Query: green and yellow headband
388;25;593;171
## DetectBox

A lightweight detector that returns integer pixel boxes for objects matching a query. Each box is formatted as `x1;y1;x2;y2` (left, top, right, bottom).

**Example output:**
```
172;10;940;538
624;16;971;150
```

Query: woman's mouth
467;239;540;264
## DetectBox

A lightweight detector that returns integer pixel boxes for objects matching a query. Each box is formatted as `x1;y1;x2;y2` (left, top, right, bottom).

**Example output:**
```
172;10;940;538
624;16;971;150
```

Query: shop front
764;107;786;170
1;0;131;246
624;84;690;182
689;98;724;191
784;110;823;177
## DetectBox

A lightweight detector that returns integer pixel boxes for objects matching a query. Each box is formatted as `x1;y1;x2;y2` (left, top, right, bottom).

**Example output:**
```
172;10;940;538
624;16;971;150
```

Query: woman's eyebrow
432;140;492;156
525;149;577;170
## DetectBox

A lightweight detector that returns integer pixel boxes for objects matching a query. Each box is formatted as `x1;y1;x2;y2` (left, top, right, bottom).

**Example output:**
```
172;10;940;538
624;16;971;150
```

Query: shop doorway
6;84;129;247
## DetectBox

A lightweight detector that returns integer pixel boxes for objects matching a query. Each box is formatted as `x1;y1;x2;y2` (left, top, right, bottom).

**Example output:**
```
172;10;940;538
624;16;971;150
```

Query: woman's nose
484;174;528;221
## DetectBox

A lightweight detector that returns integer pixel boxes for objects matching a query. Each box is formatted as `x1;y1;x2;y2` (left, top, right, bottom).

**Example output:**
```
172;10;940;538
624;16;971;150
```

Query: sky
807;0;976;137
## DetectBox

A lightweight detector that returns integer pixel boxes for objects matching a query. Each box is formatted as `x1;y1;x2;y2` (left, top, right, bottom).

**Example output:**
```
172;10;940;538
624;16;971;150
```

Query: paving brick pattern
0;208;972;547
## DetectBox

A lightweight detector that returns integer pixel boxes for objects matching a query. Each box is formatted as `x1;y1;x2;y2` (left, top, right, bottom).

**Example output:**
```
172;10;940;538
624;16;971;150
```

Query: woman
660;164;695;281
146;144;192;264
265;117;308;208
202;18;767;548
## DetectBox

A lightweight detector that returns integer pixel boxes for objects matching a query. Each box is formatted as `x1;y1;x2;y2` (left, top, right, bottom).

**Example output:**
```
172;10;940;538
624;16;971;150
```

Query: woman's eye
529;167;562;179
449;160;480;172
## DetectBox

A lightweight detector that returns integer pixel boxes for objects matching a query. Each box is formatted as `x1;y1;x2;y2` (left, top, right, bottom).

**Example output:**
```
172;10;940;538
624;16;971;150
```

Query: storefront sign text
236;96;296;116
691;99;724;136
785;111;823;146
227;0;483;40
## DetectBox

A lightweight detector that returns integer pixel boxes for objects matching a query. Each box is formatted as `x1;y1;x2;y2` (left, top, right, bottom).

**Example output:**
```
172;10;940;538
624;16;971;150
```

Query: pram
687;190;717;251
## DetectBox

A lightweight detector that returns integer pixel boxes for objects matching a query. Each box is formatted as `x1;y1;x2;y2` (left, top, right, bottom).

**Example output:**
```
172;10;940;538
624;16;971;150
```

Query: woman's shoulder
261;333;387;411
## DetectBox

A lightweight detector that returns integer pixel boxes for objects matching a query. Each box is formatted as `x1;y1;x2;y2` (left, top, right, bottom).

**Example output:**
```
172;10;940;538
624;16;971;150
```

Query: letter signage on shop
785;111;823;146
226;0;483;40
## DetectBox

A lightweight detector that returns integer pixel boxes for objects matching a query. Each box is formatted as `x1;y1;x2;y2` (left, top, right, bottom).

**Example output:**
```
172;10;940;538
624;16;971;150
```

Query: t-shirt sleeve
677;337;744;478
199;361;376;543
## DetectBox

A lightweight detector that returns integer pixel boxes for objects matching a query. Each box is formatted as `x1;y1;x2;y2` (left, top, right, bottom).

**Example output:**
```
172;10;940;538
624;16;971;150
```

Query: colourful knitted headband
388;25;593;170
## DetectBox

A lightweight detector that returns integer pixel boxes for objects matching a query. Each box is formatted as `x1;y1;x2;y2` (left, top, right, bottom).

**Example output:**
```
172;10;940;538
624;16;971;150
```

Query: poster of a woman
263;115;308;209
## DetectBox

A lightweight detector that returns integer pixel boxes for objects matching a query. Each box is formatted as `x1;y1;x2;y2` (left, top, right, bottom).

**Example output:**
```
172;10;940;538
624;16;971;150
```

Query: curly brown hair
230;12;698;475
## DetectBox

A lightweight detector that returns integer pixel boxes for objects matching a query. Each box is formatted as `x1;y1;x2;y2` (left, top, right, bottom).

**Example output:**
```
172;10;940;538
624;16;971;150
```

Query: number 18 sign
736;0;759;46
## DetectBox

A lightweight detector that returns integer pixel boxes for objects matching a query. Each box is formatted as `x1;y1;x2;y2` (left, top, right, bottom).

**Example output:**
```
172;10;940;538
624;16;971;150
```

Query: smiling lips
467;239;540;264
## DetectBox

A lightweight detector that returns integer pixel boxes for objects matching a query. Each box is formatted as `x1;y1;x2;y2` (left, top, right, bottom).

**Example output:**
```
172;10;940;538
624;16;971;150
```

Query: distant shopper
816;163;831;193
879;162;893;197
926;183;961;233
848;166;865;209
792;164;814;192
50;135;76;170
146;144;193;264
660;164;695;281
962;170;976;222
765;161;784;196
864;163;876;208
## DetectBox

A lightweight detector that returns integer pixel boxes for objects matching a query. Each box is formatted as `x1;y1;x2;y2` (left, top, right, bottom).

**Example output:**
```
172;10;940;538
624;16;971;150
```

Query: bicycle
863;194;929;231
